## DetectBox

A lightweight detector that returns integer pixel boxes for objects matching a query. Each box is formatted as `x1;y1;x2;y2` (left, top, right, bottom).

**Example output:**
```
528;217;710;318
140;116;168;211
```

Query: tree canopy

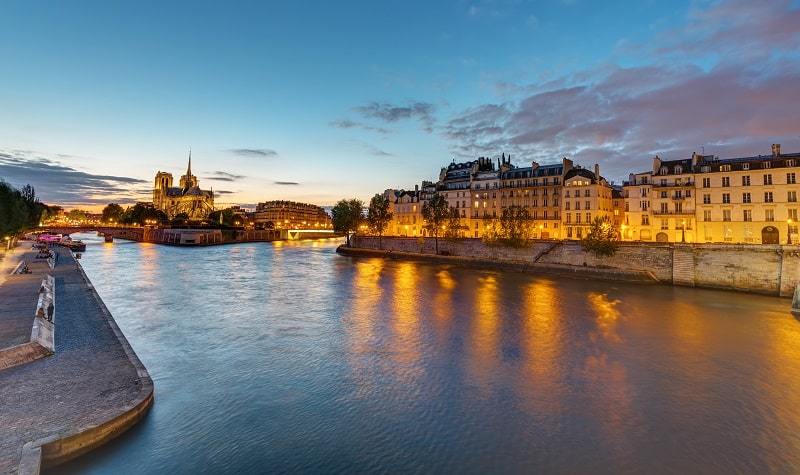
102;203;125;223
332;198;364;246
499;205;533;247
367;193;393;249
0;181;48;238
422;193;449;254
581;215;619;257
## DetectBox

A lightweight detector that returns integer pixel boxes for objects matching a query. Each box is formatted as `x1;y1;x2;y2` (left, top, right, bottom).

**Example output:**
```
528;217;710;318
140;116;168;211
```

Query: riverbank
337;245;660;283
0;243;154;474
346;236;800;297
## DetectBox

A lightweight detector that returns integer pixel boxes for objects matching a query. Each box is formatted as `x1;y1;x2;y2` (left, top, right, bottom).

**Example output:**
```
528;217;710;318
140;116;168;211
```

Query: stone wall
351;236;800;297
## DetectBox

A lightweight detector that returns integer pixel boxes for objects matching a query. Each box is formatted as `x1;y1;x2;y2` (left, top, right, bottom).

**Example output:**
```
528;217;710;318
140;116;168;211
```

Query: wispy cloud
207;171;246;182
228;148;279;158
329;120;391;135
0;150;148;207
353;101;436;132
275;181;299;186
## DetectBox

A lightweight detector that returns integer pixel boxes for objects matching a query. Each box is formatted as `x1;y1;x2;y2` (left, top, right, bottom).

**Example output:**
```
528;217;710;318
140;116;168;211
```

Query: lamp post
620;224;627;241
539;224;544;239
788;218;793;244
681;220;686;243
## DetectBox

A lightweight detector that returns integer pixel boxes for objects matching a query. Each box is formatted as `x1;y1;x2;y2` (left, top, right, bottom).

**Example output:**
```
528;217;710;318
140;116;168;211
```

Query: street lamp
620;224;627;241
788;218;793;244
539;224;544;239
681;220;686;243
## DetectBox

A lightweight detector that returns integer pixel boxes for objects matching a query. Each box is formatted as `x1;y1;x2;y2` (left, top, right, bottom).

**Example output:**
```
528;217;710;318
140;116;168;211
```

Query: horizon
2;0;799;212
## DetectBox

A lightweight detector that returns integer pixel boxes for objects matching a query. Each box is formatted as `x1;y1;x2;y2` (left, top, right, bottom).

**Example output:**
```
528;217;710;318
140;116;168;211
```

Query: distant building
253;200;331;229
153;153;215;220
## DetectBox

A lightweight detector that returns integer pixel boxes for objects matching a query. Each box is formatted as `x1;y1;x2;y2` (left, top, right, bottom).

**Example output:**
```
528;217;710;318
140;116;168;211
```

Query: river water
52;235;800;474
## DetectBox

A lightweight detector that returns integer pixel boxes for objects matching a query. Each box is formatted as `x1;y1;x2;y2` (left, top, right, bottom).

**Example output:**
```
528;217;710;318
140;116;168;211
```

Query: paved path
0;242;153;474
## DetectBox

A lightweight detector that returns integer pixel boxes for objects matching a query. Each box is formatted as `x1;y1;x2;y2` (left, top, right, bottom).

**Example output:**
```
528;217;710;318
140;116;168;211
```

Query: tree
581;215;619;257
444;207;465;240
367;193;393;249
498;205;533;247
481;217;501;246
422;193;449;254
331;198;364;246
209;208;236;227
102;203;125;223
0;180;28;239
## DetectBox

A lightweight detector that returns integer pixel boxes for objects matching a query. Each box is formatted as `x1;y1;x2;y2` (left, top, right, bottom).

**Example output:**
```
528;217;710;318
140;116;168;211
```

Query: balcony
652;181;694;188
652;209;696;216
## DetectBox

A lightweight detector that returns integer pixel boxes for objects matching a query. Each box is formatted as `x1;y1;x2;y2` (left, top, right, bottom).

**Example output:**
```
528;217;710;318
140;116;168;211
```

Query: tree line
0;181;51;239
332;192;619;257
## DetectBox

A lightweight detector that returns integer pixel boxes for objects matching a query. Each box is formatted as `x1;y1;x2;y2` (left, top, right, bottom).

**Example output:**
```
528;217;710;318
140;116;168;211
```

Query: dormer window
660;167;668;175
675;166;683;174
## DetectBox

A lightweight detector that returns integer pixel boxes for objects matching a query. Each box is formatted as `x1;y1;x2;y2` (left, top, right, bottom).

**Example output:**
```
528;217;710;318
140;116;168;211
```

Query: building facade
153;153;215;220
252;200;331;230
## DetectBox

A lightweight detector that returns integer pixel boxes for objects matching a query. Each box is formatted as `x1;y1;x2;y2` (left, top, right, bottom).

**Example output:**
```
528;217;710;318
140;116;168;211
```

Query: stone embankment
346;236;800;297
0;243;154;474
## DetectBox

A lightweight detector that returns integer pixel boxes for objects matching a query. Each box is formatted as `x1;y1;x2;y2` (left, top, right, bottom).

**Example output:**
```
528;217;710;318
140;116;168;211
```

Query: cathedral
153;153;215;220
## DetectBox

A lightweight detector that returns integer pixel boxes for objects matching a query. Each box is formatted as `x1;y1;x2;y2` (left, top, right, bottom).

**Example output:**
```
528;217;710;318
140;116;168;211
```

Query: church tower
179;151;198;189
153;171;173;211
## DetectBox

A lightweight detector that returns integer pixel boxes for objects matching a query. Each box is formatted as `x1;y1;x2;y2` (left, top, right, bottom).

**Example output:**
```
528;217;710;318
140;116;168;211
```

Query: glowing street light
788;218;793;244
681;220;686;243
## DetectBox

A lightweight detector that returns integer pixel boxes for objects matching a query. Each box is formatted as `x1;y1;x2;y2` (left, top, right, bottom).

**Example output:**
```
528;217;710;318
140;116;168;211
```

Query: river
52;235;800;474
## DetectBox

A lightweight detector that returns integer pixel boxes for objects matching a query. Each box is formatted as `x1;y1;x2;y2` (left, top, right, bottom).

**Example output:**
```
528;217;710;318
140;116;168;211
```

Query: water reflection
53;236;800;474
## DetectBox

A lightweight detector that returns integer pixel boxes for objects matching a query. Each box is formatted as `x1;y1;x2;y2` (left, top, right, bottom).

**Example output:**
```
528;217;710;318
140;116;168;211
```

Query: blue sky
2;0;799;211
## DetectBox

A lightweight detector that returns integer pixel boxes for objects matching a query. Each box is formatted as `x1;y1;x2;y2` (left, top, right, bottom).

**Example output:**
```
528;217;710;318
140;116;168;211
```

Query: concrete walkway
0;242;154;474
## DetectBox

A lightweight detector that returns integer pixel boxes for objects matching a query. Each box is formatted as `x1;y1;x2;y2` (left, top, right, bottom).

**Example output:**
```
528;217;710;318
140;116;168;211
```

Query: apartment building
562;164;615;239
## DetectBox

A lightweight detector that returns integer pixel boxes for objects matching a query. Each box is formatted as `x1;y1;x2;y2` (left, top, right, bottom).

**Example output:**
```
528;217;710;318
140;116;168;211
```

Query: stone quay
0;242;153;474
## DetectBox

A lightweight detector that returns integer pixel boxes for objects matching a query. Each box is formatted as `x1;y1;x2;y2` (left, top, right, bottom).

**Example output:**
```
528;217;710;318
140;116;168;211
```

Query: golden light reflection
390;262;421;363
587;292;623;343
468;273;500;384
433;269;456;327
519;279;564;415
343;260;384;360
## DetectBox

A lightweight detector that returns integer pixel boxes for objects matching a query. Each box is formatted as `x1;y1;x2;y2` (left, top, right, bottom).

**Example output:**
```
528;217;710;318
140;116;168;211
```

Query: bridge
34;226;339;245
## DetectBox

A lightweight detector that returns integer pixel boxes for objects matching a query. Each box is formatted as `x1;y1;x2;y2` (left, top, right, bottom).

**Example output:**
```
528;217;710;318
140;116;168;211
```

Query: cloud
353;101;436;132
207;171;246;182
228;148;279;158
329;120;391;135
441;0;800;182
275;181;299;186
0;150;148;208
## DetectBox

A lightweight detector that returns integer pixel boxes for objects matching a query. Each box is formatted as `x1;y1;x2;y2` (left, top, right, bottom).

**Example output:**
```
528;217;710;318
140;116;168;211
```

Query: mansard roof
564;167;597;183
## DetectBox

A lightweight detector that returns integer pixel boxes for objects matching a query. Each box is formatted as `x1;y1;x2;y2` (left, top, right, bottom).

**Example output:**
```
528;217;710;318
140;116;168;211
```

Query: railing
652;210;696;216
652;182;694;188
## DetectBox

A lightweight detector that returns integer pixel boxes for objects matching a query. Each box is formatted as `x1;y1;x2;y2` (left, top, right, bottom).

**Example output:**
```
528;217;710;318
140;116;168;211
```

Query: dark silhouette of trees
332;198;364;246
367;193;393;249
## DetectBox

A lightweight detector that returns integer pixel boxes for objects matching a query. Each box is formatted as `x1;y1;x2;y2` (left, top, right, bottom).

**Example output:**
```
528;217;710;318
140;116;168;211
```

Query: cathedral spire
187;149;192;177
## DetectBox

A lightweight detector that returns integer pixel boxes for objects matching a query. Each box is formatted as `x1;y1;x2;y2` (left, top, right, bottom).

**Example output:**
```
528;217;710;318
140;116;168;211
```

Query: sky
1;0;799;212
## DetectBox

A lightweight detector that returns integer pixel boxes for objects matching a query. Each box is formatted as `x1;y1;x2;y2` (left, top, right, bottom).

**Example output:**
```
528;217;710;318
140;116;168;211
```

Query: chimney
594;163;600;179
773;143;781;157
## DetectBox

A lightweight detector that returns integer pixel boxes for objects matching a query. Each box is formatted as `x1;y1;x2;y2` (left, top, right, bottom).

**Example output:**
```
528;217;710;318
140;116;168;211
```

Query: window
701;166;710;173
565;202;570;210
789;173;797;184
565;190;570;198
585;213;591;223
789;209;798;221
660;167;668;175
743;192;751;203
675;166;683;174
763;161;771;169
788;160;796;167
585;201;591;210
702;178;711;188
722;193;731;204
721;165;731;172
660;179;668;186
765;191;774;203
764;174;773;185
575;201;581;210
584;189;591;197
743;210;752;222
703;194;711;204
566;213;571;224
642;215;650;225
765;209;775;222
789;191;797;202
575;214;581;224
723;210;732;222
742;163;750;170
686;190;691;197
661;219;669;230
661;203;669;213
742;175;750;186
722;177;730;187
661;191;668;198
703;210;712;221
